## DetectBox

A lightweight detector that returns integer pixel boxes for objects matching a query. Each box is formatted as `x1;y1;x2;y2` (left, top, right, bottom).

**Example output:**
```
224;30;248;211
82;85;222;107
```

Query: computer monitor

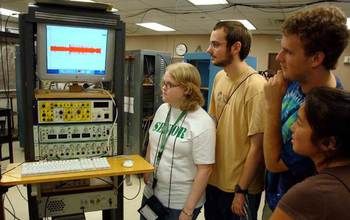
37;23;115;82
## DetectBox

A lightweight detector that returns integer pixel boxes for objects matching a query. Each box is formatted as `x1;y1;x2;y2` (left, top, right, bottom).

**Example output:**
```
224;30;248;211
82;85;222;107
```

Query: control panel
33;123;117;160
37;100;113;123
35;140;117;160
38;189;117;217
34;123;116;143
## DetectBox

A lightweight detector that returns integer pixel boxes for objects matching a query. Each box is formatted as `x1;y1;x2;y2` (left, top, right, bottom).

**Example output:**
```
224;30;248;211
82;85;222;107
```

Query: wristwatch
234;184;248;194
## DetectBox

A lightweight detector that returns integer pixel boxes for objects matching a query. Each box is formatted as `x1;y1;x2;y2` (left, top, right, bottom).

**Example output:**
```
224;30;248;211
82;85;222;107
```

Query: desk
0;155;153;186
0;155;154;219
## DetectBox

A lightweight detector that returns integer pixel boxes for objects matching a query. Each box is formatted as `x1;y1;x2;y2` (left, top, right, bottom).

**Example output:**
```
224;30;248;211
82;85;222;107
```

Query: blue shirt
266;80;343;210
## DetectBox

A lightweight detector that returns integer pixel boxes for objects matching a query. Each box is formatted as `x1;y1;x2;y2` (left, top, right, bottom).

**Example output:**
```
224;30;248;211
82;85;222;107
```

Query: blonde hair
165;62;204;111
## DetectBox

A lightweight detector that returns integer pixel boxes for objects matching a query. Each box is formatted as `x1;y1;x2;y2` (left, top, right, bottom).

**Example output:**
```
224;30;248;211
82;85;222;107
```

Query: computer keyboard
21;157;111;176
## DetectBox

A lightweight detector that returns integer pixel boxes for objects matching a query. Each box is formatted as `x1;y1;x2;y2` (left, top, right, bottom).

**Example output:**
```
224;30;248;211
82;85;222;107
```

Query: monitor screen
37;23;115;82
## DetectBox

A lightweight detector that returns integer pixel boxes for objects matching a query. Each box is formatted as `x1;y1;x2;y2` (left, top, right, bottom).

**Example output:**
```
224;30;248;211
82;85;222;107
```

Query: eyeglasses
161;81;180;89
208;41;227;50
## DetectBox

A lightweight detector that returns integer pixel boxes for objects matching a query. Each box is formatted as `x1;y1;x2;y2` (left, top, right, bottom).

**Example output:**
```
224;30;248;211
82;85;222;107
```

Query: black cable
4;207;23;220
16;185;28;202
124;0;349;19
96;175;142;200
1;161;24;176
5;194;15;220
123;176;142;200
96;176;125;190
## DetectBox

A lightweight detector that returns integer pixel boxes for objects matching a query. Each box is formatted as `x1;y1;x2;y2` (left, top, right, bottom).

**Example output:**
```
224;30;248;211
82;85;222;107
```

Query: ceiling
1;0;350;36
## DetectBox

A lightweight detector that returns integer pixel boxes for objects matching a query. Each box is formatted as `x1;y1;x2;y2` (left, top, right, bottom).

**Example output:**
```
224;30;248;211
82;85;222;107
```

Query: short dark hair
304;87;350;160
213;21;251;60
282;6;349;70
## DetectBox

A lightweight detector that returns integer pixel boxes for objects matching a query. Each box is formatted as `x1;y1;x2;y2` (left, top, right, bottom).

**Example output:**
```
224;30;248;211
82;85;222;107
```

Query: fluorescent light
70;0;95;2
347;18;350;29
220;19;256;30
0;8;19;18
136;22;175;32
187;0;228;5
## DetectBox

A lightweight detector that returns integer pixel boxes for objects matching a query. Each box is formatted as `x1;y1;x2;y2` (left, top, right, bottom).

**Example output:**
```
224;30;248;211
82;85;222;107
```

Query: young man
263;6;349;219
205;21;266;220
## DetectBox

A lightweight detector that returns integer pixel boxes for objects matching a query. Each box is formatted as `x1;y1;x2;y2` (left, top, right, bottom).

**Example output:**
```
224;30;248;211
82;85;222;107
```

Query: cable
123;175;142;200
1;161;24;176
96;176;125;190
107;108;118;155
15;185;28;202
124;1;347;19
96;175;142;200
4;207;23;220
44;196;50;219
4;15;11;108
5;194;15;220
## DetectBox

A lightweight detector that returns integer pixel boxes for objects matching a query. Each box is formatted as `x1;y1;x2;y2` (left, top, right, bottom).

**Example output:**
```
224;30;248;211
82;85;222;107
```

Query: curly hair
165;63;204;112
213;21;251;60
282;6;349;70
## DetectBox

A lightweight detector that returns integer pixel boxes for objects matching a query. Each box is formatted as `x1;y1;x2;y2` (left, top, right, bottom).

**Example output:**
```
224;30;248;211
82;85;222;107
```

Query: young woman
271;87;350;220
140;62;216;220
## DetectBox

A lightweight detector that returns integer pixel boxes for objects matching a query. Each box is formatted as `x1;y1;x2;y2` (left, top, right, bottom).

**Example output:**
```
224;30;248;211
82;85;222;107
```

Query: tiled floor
2;142;264;219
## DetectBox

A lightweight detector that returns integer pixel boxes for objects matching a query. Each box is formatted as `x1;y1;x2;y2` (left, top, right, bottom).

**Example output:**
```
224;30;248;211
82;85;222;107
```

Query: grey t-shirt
278;165;350;220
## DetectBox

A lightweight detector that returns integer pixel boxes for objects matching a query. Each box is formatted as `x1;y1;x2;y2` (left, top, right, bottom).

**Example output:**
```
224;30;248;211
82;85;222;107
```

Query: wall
126;34;281;71
126;34;350;90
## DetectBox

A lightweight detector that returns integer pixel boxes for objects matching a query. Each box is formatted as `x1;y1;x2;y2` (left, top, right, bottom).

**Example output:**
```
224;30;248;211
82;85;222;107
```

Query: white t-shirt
144;103;216;209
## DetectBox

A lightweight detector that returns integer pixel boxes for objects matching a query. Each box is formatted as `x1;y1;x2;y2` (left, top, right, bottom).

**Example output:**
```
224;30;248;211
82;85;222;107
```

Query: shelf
35;89;113;99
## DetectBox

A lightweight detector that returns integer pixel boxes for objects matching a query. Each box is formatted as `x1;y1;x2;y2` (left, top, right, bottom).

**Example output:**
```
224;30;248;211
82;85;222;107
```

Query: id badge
138;204;158;220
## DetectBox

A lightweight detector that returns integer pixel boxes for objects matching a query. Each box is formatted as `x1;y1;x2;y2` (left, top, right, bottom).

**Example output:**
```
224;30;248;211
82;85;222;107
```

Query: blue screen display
46;25;108;75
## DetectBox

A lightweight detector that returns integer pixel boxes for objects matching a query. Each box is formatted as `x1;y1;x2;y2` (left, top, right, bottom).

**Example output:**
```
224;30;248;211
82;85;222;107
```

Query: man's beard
213;51;233;67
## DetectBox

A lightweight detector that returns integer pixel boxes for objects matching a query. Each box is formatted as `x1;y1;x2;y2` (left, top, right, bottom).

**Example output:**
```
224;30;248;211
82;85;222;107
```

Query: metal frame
18;3;125;219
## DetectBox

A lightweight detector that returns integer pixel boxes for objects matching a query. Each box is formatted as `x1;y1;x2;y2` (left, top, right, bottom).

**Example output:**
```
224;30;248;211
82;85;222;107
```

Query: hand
231;193;246;216
179;211;192;220
143;173;150;185
264;70;288;109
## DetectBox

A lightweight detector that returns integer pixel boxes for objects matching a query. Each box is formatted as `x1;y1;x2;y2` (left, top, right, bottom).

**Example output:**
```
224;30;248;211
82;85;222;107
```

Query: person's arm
270;207;294;220
180;164;213;220
143;144;151;184
231;133;264;216
263;71;289;172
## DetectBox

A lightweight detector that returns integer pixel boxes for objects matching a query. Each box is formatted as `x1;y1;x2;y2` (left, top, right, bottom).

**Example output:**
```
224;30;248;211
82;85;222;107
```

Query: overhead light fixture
0;8;19;18
70;0;95;2
187;0;228;5
347;18;350;29
136;22;175;32
220;19;256;30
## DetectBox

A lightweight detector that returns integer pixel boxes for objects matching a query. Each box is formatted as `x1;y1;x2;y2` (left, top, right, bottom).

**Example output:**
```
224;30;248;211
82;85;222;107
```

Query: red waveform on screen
50;46;101;54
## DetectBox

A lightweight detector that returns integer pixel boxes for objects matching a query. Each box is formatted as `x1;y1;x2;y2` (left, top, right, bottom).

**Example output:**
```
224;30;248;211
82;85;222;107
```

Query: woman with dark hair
270;87;350;220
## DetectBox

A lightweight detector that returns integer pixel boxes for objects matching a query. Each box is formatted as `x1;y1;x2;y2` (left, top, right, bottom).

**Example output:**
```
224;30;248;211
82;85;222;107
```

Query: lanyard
154;108;187;170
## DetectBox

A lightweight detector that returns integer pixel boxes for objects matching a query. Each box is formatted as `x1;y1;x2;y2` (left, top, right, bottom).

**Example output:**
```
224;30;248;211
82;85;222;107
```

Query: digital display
46;25;108;76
